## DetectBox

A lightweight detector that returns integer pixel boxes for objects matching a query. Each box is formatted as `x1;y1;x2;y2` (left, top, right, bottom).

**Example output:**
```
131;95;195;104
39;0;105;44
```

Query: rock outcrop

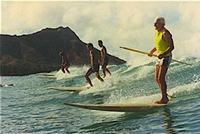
0;27;126;76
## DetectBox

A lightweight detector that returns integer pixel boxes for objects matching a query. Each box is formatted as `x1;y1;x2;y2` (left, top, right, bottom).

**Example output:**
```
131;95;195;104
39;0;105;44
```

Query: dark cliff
0;27;126;76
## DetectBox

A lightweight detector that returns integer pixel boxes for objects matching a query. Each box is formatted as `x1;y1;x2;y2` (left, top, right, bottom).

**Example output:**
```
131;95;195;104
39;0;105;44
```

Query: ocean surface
1;57;200;134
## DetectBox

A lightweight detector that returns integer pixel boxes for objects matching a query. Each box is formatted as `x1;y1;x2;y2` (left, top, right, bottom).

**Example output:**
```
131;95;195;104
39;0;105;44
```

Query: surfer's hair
98;40;103;44
59;51;64;56
156;17;165;25
87;43;93;48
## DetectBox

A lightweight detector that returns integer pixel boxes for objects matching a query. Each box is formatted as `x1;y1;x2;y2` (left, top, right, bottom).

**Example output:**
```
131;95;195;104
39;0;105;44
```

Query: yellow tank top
154;31;170;56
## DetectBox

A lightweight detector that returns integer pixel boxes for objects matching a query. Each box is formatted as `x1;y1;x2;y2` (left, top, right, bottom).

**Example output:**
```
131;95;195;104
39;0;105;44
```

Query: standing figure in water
98;40;111;78
148;17;174;104
59;52;70;74
85;43;104;87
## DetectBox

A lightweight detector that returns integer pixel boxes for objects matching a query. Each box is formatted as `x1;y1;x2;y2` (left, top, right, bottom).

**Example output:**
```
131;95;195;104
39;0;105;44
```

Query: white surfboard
50;86;89;91
62;102;168;112
40;73;56;78
40;73;56;76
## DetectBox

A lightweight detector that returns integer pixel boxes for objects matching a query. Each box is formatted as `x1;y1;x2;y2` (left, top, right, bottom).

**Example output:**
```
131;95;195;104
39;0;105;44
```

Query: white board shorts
156;56;172;68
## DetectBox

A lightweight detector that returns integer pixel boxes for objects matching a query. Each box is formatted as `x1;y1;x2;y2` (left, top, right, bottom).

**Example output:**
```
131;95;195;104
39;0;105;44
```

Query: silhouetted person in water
98;40;111;78
59;52;70;74
85;43;104;87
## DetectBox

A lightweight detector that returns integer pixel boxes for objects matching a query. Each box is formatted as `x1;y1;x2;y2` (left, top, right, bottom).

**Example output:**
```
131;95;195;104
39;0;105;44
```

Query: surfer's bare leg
102;65;106;78
102;64;111;78
85;68;93;87
61;66;65;73
95;72;104;82
155;65;161;89
106;68;111;76
155;65;169;104
65;67;70;74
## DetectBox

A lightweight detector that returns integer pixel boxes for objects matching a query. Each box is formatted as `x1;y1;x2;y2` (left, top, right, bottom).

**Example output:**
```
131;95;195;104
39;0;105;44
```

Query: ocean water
1;57;200;134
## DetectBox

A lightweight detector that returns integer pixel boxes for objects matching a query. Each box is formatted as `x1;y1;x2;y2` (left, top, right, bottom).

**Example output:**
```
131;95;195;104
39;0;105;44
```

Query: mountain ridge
0;26;126;76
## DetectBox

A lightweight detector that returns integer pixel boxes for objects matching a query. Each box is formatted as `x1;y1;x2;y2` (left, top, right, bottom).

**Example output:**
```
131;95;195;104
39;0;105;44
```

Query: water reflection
80;106;177;133
162;107;175;134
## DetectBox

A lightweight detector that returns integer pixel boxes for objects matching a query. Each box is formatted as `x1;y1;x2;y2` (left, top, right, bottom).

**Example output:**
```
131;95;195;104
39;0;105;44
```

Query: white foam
54;66;88;80
169;80;200;95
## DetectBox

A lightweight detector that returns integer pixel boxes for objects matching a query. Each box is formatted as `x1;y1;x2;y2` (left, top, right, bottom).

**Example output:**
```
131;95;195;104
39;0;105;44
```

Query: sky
1;1;200;62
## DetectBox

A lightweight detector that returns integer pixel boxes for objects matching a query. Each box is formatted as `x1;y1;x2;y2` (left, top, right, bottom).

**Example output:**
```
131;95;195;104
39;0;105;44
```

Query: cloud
1;1;200;61
178;2;200;30
1;1;66;33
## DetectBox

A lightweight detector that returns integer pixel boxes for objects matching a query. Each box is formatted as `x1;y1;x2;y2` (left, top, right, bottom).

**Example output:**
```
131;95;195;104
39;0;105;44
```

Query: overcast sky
1;1;200;62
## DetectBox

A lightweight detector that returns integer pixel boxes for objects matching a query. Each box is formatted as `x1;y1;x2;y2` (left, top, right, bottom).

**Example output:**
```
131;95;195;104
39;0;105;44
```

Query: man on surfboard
85;43;104;87
98;40;111;78
59;52;70;74
0;84;14;88
148;17;174;104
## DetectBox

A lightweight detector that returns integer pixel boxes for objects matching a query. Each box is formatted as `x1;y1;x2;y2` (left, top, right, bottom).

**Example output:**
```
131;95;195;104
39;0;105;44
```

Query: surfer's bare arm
60;56;66;66
148;47;157;57
90;50;94;69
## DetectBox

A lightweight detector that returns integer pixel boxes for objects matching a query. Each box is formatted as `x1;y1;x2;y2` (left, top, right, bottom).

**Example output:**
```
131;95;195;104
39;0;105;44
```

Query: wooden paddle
120;46;192;65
